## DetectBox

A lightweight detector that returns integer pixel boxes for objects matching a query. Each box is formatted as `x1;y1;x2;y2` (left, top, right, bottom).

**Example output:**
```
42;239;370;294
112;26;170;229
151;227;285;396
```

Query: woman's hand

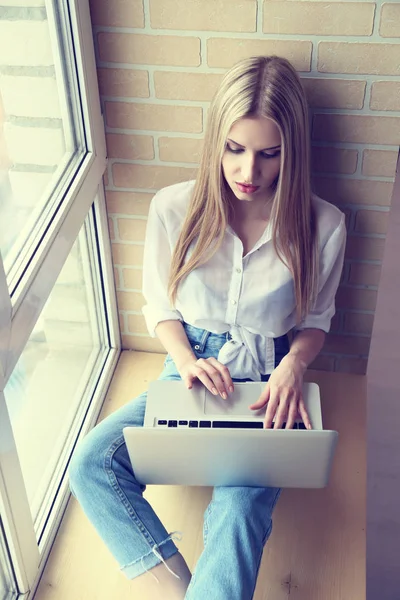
249;354;312;429
177;357;234;399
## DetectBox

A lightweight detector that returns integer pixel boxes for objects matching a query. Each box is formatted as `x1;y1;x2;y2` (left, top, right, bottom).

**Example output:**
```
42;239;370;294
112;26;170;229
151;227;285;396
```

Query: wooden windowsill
34;350;366;599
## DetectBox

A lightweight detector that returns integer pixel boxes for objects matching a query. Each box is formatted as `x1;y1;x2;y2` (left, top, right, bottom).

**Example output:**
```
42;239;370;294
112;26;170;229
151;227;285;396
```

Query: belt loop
195;329;211;353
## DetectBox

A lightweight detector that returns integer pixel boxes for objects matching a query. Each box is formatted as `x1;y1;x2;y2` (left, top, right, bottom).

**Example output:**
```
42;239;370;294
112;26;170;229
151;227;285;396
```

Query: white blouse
142;180;346;380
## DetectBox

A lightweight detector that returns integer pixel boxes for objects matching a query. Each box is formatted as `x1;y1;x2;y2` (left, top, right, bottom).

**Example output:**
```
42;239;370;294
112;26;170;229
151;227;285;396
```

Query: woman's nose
241;154;258;182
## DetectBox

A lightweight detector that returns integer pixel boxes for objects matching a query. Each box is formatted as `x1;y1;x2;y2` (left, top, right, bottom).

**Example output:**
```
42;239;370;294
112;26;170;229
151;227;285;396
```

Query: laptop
123;380;338;489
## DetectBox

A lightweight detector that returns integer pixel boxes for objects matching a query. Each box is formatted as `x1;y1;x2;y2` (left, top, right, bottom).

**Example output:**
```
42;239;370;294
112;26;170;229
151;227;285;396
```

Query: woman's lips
236;182;260;194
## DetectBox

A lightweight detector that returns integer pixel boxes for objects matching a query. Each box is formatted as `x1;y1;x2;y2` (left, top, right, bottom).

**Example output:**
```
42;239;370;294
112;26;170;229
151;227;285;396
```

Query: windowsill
34;350;366;599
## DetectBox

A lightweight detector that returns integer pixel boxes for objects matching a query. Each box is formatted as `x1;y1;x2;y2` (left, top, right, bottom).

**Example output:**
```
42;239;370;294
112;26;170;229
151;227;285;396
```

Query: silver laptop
123;380;338;489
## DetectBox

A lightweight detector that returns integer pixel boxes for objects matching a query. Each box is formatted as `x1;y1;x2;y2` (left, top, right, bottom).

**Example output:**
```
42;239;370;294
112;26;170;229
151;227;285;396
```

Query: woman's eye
226;145;243;154
261;150;281;159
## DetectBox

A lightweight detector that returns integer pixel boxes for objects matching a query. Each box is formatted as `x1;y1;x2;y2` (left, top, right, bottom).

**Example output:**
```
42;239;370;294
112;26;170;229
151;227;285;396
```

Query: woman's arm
283;327;326;372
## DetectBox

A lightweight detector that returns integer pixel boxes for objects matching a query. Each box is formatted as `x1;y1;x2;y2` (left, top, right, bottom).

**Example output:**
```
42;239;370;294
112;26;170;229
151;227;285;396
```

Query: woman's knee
69;426;107;497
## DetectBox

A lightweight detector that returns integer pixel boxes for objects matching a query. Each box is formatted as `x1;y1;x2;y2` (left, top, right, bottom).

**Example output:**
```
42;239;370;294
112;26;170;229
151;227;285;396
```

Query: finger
286;399;299;430
206;358;234;394
249;384;270;410
263;395;279;429
298;396;312;430
196;359;229;398
273;393;291;429
192;367;219;396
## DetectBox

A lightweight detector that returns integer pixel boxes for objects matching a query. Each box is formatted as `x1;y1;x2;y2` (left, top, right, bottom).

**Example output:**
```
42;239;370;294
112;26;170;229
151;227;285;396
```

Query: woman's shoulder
311;193;345;241
151;180;196;223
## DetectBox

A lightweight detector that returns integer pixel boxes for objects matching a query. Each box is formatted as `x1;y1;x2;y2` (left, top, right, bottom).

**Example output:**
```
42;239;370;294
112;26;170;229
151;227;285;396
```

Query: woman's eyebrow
227;138;281;151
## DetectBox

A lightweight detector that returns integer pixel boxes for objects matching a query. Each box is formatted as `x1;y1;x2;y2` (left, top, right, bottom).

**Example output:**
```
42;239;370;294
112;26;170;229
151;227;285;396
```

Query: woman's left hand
249;354;312;430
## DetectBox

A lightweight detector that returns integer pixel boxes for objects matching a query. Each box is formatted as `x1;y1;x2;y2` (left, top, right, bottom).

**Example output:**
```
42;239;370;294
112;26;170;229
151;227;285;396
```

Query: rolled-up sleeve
142;196;183;337
296;213;346;333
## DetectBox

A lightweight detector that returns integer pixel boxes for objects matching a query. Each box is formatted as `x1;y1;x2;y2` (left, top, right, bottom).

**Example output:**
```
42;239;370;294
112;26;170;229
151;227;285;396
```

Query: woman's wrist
281;351;308;373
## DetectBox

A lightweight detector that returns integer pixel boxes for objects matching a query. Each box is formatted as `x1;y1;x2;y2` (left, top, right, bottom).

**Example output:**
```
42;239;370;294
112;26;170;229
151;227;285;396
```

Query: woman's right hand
177;357;234;400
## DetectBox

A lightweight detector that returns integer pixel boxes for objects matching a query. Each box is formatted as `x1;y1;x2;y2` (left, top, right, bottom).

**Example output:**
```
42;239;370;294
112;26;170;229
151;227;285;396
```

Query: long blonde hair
168;55;318;323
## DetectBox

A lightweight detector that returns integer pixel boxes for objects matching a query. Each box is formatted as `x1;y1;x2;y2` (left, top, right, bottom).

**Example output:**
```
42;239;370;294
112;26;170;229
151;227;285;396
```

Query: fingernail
229;386;234;393
221;392;227;400
212;387;218;395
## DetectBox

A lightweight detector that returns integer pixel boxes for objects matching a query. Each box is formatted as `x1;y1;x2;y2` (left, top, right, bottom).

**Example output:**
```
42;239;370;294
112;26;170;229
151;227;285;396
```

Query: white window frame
0;1;120;597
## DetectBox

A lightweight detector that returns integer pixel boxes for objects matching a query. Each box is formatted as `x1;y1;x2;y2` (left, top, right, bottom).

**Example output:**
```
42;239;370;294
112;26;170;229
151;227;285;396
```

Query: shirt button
236;268;242;274
231;299;237;305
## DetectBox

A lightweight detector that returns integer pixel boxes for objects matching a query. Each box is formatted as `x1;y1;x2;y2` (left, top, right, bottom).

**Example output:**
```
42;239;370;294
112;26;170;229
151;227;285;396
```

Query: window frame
0;1;119;597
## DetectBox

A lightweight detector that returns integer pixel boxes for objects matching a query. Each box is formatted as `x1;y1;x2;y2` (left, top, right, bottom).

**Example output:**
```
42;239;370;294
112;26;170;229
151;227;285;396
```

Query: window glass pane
0;1;85;281
0;520;17;600
4;215;105;536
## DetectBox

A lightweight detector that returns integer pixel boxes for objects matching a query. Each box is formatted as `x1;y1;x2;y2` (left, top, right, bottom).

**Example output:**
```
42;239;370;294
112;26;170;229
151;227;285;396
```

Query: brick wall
92;0;400;374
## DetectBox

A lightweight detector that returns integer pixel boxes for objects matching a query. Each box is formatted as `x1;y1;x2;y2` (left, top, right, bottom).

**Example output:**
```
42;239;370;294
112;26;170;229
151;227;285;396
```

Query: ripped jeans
68;323;290;599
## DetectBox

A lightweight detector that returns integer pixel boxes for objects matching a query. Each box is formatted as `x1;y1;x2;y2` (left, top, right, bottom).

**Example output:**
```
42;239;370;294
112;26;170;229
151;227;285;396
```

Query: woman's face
221;116;282;203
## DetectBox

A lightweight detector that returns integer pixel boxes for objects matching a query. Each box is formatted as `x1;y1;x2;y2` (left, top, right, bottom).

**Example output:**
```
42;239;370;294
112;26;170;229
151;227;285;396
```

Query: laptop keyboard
156;419;307;430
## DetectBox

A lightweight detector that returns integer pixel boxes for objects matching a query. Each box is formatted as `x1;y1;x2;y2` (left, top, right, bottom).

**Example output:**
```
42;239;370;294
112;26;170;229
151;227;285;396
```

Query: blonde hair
168;55;318;323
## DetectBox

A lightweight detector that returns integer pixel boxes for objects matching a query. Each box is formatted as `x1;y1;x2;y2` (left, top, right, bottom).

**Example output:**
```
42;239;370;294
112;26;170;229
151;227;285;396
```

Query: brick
89;0;144;27
122;334;165;353
330;311;341;333
362;150;398;178
111;242;144;266
336;286;378;311
318;42;400;76
97;68;149;99
108;217;115;241
324;333;370;356
122;268;143;290
343;312;375;335
309;354;335;372
311;147;357;175
301;78;366;110
336;357;368;375
4;123;64;166
127;313;149;335
154;71;223;102
0;21;52;66
150;0;256;32
349;263;382;287
106;133;154;160
370;82;400;111
112;163;197;189
105;102;203;133
263;2;374;36
345;236;385;261
119;312;126;334
207;39;311;70
106;191;152;215
0;75;60;118
313;114;400;146
117;218;147;242
113;267;120;289
380;3;400;38
117;291;145;312
159;137;203;164
313;177;394;207
354;210;389;235
98;33;201;67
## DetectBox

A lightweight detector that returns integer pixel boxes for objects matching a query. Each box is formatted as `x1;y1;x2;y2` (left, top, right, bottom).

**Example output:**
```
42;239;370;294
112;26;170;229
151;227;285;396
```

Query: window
0;1;118;598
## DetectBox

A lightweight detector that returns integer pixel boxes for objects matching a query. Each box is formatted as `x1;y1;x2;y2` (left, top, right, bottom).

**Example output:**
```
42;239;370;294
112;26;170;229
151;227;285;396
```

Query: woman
69;55;346;599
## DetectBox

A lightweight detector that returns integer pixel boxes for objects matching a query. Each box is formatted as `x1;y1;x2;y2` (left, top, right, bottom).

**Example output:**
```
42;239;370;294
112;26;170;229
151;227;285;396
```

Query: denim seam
120;533;180;571
104;434;158;549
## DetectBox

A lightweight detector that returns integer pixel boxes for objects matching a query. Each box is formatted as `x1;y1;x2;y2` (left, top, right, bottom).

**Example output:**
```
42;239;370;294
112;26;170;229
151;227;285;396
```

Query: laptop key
158;420;167;425
200;421;211;428
212;421;263;429
189;420;199;428
168;420;177;427
178;420;188;426
298;422;306;430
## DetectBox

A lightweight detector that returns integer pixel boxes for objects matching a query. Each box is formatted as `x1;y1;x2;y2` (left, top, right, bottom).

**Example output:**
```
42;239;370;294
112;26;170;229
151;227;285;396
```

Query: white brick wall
1;1;45;5
0;21;53;67
4;122;65;166
0;74;61;119
8;170;53;208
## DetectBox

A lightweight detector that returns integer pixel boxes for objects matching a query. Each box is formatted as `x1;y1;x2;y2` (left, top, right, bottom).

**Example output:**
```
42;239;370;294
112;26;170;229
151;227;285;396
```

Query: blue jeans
69;323;290;599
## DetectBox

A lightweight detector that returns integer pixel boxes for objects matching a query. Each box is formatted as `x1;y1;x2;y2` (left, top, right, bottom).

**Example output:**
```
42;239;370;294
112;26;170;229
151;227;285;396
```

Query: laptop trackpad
204;383;265;416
